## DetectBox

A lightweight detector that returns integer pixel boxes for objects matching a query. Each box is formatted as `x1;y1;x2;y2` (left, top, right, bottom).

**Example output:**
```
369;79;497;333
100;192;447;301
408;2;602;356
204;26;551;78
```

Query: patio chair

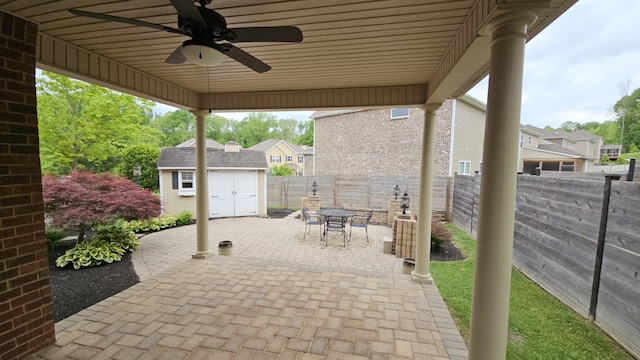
350;210;374;242
324;215;347;247
302;207;323;239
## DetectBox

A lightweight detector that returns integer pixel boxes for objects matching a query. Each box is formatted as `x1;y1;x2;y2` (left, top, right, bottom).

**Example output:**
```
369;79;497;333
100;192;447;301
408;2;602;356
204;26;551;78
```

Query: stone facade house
519;125;603;174
311;95;487;177
249;139;314;176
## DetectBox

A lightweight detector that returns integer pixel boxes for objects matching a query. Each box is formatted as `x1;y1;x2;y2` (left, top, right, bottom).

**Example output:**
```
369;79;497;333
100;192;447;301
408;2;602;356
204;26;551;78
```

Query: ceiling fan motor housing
178;8;226;39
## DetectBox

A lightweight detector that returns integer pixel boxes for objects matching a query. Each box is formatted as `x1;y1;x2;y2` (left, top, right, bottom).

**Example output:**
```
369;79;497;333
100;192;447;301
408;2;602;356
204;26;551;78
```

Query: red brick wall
1;10;56;360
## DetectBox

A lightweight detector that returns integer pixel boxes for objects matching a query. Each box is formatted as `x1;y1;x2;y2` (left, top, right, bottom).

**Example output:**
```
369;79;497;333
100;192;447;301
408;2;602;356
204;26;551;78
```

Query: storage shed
157;141;268;218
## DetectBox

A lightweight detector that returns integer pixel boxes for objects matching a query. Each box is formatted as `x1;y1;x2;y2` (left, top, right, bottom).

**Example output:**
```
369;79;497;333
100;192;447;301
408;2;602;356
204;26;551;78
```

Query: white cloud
468;0;640;129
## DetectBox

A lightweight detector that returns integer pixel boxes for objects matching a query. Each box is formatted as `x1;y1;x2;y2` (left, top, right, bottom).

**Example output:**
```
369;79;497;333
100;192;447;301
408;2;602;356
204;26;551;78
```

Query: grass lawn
431;224;633;360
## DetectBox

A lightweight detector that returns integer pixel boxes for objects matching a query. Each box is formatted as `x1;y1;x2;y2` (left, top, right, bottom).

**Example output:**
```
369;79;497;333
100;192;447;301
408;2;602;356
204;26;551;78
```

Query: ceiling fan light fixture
182;43;225;67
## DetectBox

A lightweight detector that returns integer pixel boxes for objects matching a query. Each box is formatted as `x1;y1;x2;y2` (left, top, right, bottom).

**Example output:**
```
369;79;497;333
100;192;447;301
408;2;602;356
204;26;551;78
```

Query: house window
298;156;304;163
270;155;281;163
541;161;560;171
520;134;523;148
286;155;292;162
528;136;532;144
561;162;575;172
390;108;409;119
178;171;195;196
458;161;471;175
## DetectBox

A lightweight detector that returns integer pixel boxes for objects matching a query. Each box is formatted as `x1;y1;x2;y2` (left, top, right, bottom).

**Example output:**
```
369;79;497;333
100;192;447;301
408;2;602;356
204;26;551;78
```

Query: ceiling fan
69;0;303;73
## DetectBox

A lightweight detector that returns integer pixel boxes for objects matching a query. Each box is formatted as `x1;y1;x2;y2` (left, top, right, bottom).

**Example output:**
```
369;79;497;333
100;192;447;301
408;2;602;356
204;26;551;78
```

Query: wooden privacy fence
452;174;640;358
267;175;453;215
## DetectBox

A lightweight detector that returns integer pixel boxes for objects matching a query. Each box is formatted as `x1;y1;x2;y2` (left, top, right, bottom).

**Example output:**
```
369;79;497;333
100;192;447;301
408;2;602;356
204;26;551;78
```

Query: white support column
192;110;211;259
411;104;441;283
468;11;537;360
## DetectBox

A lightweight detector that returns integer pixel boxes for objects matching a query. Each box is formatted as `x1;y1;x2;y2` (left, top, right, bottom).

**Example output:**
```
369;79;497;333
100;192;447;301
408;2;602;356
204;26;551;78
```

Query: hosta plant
56;225;139;269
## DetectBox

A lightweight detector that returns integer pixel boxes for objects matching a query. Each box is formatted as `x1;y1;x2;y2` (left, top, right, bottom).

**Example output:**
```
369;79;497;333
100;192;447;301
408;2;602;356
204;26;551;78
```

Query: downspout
449;100;457;176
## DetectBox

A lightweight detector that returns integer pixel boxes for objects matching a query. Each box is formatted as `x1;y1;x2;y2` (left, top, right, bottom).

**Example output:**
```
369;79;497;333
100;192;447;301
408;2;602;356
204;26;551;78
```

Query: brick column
1;10;56;359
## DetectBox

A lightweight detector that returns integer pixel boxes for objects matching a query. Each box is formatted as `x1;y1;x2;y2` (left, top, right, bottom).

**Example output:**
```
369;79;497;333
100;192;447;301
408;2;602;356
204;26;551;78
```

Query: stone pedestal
394;217;417;259
387;199;402;226
301;196;320;211
391;211;412;255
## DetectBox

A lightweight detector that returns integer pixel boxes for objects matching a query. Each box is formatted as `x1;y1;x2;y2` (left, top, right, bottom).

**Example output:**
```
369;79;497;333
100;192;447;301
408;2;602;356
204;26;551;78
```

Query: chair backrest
365;210;374;223
301;207;311;221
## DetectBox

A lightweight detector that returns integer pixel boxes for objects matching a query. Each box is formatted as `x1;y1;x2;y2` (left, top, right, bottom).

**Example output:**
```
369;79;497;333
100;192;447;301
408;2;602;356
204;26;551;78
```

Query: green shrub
431;221;452;252
55;225;139;269
45;227;66;251
55;240;125;269
91;224;139;252
124;214;177;233
176;211;193;226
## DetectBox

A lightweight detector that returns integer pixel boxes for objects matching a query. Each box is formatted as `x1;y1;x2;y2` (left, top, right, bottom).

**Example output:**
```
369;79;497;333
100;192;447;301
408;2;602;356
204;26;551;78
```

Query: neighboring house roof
176;138;224;149
565;130;601;141
536;144;585;157
249;139;312;155
522;125;602;142
298;145;314;155
601;144;622;149
157;147;267;169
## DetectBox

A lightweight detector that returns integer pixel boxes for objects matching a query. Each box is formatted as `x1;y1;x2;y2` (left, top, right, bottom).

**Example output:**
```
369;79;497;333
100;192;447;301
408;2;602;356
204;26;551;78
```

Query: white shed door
234;171;257;216
208;170;257;218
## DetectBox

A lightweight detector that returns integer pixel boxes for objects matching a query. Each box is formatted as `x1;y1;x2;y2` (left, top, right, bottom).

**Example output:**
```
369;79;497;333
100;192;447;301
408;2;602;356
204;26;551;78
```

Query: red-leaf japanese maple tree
43;171;161;242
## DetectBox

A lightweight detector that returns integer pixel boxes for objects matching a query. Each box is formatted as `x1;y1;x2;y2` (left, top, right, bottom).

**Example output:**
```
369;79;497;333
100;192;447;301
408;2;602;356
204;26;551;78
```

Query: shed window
178;171;195;196
390;108;409;119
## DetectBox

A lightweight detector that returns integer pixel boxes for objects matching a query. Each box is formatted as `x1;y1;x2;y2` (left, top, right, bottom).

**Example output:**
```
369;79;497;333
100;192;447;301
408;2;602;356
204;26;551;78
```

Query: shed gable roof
157;147;267;169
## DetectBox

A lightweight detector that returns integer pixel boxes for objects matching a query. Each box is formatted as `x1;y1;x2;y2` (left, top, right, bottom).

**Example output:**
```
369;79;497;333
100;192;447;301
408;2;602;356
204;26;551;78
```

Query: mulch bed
48;242;139;322
431;239;465;261
267;208;296;218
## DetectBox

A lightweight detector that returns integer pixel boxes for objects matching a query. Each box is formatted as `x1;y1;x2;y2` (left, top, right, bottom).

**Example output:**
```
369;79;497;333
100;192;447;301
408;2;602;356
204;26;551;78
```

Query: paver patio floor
31;214;467;359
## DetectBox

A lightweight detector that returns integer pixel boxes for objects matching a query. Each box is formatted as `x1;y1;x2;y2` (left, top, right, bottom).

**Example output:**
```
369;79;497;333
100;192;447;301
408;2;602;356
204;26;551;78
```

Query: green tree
559;121;580;132
297;120;314;146
613;86;640;152
271;164;295;176
206;114;234;143
150;109;195;147
235;112;278;147
272;118;299;142
114;145;160;191
37;71;157;174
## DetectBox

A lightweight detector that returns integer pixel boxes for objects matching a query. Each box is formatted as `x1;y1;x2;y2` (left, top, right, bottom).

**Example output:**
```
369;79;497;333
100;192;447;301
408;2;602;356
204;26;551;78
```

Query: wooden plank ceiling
0;0;576;110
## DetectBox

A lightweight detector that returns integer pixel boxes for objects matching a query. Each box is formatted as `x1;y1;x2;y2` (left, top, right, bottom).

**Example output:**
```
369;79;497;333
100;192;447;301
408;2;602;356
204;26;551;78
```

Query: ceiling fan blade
223;27;303;43
220;44;271;73
69;9;184;35
165;46;186;64
169;0;208;28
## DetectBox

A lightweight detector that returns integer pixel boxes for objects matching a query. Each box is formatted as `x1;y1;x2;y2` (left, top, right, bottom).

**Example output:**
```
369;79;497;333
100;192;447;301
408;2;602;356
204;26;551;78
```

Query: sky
155;0;639;128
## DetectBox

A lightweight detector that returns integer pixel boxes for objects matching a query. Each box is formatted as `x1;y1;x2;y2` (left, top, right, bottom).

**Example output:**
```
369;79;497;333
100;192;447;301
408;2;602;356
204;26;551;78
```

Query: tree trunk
77;224;86;243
